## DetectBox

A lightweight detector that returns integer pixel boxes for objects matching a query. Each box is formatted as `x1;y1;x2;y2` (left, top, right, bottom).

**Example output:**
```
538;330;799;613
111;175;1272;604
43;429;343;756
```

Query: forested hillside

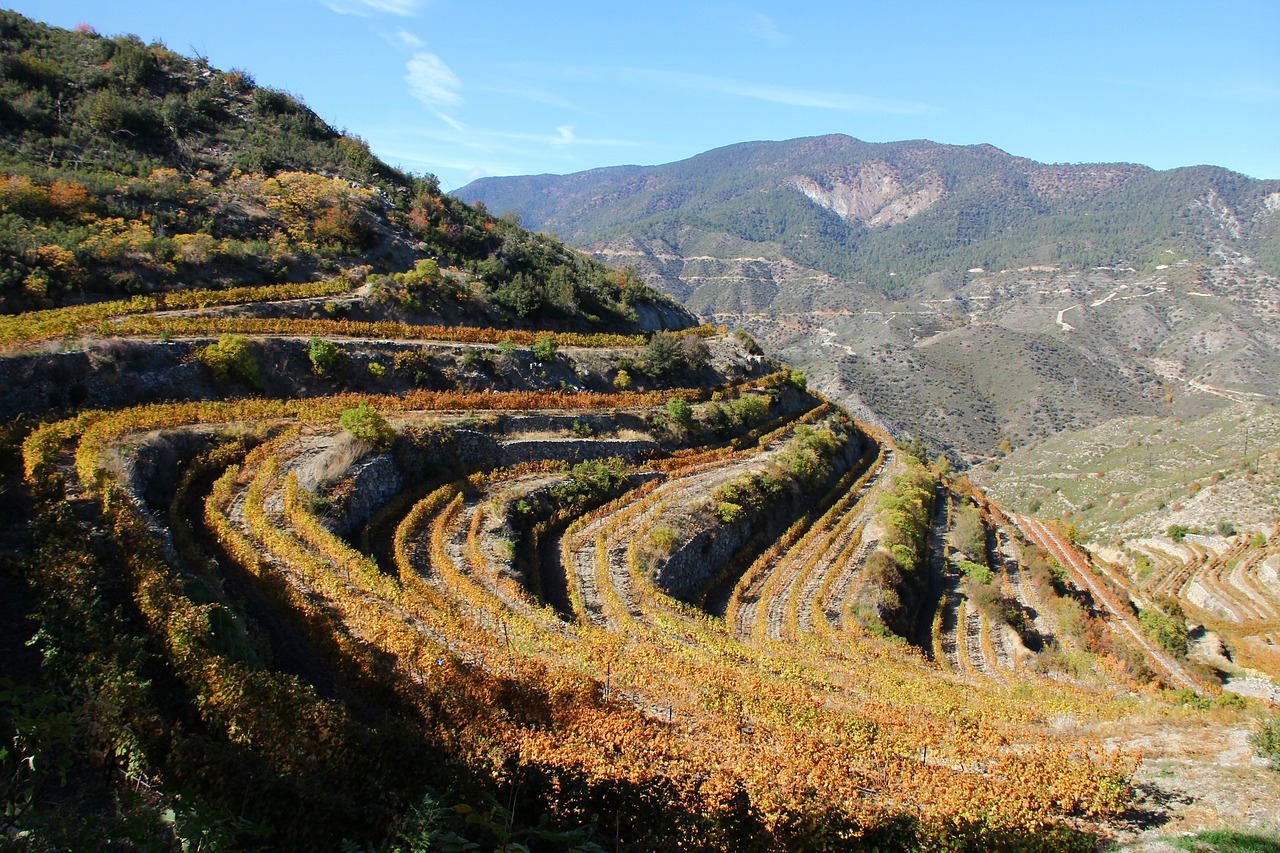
459;136;1280;461
0;10;683;332
459;134;1280;297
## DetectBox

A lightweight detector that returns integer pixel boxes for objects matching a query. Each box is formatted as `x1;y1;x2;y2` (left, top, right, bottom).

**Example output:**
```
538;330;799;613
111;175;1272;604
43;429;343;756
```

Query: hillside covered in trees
458;134;1280;298
0;10;686;332
459;136;1280;462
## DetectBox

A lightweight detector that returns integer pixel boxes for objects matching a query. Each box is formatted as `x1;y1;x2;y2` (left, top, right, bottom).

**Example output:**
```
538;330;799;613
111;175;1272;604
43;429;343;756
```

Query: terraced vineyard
12;279;1275;850
1119;531;1280;702
3;14;1278;849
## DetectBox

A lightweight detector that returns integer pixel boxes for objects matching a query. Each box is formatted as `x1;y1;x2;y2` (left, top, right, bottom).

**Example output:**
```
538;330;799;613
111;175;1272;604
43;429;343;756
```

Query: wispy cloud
476;82;581;111
318;0;426;16
413;122;639;151
405;52;462;108
394;28;424;49
743;13;789;46
369;122;642;188
621;68;935;114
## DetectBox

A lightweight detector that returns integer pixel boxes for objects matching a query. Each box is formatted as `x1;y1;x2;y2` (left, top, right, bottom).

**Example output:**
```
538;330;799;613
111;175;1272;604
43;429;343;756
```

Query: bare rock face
788;162;944;228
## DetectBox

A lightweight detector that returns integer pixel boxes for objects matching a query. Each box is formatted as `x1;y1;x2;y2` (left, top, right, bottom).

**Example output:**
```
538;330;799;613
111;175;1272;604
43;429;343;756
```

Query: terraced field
8;284;1279;849
1121;531;1280;701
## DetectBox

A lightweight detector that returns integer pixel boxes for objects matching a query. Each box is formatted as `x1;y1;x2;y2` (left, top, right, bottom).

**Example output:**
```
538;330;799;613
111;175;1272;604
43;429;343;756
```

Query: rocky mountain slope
458;135;1280;460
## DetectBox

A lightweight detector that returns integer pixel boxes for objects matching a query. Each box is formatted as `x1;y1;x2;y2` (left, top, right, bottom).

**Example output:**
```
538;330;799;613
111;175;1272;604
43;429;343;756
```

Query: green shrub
958;560;994;585
339;402;394;450
732;328;763;355
307;336;344;378
715;501;745;524
549;457;627;511
951;504;987;563
531;334;557;363
729;393;769;427
665;397;694;429
199;334;259;386
1138;608;1188;658
644;331;711;376
642;331;682;376
1250;718;1280;768
889;543;917;573
1168;523;1190;542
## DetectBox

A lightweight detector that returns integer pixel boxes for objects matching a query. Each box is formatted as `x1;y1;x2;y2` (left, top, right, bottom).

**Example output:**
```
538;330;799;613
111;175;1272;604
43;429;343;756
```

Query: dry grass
296;432;371;491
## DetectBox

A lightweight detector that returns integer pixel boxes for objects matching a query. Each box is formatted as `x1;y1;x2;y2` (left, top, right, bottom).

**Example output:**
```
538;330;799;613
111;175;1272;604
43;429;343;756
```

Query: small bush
308;336;344;378
1168;523;1190;542
665;398;694;429
958;559;993;585
612;369;632;390
951;504;987;562
1250;718;1280;768
199;334;259;387
889;543;916;573
1138;608;1188;658
339;402;394;450
732;328;763;355
643;331;682;376
729;393;769;427
531;334;557;363
715;501;745;524
549;457;626;511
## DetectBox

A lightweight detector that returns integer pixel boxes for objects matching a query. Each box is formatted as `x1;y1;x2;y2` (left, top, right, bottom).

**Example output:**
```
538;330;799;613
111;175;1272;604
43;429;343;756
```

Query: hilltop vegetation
0;10;678;332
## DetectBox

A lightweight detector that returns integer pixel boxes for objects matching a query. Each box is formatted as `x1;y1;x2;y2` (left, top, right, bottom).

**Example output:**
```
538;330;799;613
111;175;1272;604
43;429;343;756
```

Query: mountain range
458;135;1280;460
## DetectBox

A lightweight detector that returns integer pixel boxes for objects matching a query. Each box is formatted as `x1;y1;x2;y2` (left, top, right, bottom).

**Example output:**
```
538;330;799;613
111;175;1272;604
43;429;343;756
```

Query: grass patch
1174;830;1280;853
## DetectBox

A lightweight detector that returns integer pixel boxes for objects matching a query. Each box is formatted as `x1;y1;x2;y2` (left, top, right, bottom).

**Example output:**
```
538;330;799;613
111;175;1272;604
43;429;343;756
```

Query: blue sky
10;1;1280;189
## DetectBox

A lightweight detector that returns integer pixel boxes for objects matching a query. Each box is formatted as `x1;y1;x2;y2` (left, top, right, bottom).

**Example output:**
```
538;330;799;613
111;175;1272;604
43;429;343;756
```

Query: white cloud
477;82;580;111
318;0;425;16
744;13;789;46
405;52;462;108
369;122;642;188
622;68;934;115
395;29;424;48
